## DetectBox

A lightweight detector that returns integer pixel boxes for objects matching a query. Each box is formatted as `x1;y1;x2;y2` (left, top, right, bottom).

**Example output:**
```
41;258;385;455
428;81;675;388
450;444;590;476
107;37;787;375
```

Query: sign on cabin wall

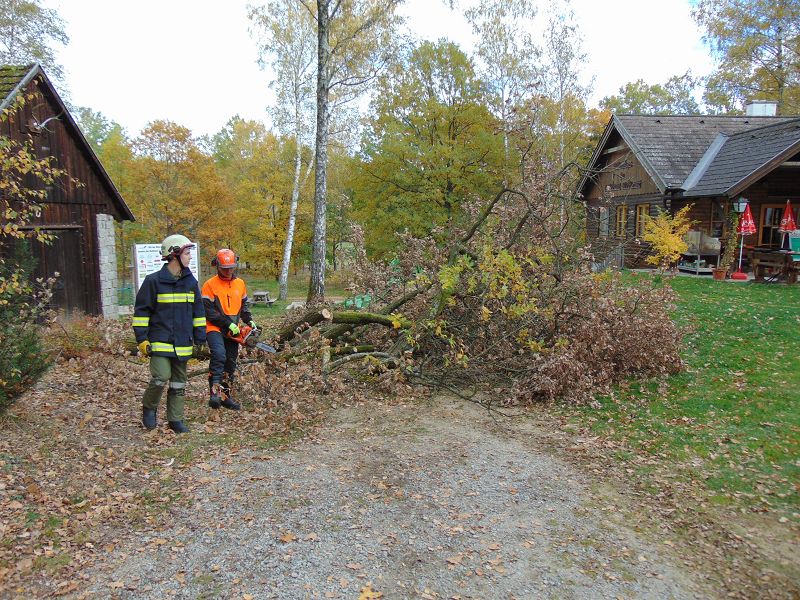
133;243;201;292
589;151;659;199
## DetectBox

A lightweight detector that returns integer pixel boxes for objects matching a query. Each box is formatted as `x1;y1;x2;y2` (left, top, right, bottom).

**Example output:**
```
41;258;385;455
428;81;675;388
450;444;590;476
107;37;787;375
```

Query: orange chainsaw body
225;325;277;354
225;324;254;345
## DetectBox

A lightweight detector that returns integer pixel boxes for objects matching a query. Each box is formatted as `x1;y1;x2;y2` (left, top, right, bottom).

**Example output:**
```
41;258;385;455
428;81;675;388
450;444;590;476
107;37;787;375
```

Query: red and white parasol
737;204;757;236
779;199;797;250
732;203;756;280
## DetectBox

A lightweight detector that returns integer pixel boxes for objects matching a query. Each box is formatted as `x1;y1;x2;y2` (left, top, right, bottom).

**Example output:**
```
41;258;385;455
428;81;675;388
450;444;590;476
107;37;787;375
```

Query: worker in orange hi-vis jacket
201;249;255;411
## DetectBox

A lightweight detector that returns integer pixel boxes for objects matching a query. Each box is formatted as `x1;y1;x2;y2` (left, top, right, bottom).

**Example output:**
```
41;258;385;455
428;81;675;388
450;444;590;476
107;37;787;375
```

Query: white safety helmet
160;234;194;261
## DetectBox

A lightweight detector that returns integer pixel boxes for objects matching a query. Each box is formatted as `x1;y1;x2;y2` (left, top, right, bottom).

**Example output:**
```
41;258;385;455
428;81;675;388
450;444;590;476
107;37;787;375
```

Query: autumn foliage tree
211;117;309;275
694;0;800;113
600;73;701;115
0;0;69;82
126;120;232;259
249;0;318;297
353;40;505;257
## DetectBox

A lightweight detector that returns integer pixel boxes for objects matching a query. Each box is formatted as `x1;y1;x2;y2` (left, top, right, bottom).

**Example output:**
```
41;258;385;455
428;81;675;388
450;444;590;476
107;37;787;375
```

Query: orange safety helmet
212;249;238;279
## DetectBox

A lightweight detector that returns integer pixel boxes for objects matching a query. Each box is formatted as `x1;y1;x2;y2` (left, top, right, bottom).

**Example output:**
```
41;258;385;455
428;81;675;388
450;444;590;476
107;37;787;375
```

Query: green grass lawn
564;276;800;517
239;273;350;299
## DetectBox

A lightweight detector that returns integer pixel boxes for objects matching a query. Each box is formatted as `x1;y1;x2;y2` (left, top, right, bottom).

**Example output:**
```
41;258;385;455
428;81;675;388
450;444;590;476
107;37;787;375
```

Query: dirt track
83;399;714;599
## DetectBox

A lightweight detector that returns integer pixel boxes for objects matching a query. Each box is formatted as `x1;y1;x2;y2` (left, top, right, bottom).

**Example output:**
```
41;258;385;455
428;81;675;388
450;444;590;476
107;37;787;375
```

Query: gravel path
86;399;712;599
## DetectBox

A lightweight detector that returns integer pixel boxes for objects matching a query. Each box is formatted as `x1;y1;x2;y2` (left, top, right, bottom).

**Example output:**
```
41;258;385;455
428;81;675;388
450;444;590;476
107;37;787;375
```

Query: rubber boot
168;421;189;434
142;407;157;430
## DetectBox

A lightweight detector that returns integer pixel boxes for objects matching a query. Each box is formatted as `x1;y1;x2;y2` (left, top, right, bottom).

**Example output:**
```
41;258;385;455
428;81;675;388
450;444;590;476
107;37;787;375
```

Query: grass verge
562;275;799;517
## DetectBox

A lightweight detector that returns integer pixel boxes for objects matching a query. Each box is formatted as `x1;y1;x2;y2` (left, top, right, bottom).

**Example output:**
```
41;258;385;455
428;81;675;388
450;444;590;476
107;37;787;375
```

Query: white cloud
573;0;713;102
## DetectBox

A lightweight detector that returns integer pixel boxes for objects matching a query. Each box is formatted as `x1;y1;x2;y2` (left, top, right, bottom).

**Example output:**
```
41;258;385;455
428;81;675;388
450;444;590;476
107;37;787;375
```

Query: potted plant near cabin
715;211;740;280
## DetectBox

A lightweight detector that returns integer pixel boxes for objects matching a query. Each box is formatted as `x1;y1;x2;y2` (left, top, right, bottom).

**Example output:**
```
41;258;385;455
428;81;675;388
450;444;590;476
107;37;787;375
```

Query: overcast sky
41;0;715;139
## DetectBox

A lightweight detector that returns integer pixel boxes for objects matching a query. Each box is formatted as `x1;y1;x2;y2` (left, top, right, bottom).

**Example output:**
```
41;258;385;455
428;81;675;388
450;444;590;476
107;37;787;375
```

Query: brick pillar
96;214;119;319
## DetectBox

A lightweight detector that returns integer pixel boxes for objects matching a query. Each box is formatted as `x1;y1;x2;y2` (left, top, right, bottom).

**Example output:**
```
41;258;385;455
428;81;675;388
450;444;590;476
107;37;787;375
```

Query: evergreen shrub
0;246;53;414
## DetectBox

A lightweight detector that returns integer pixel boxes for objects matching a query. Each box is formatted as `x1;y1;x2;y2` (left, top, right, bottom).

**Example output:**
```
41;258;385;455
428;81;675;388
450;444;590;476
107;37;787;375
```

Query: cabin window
710;201;725;238
615;205;627;238
635;204;650;237
760;203;800;247
599;207;609;238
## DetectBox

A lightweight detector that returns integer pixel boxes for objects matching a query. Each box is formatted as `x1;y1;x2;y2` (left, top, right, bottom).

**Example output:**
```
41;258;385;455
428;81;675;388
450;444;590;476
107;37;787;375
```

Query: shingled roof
581;114;798;198
683;118;800;197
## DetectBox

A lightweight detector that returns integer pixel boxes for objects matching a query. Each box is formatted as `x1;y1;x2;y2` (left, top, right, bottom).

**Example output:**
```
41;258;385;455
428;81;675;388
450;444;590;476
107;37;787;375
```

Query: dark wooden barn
579;108;800;272
1;64;134;316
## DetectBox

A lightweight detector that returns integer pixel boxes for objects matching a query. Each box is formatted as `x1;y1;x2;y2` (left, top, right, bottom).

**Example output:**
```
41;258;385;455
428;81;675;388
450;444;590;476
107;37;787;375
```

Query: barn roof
0;63;134;221
580;113;799;199
0;64;38;109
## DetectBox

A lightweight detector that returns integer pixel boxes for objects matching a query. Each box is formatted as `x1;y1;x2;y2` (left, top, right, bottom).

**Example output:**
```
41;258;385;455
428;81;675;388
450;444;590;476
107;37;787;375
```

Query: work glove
249;320;257;330
137;340;151;357
228;323;240;336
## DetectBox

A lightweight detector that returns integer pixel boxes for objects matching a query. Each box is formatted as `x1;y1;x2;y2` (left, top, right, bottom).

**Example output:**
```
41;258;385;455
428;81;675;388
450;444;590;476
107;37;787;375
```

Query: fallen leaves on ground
0;345;330;596
535;411;800;600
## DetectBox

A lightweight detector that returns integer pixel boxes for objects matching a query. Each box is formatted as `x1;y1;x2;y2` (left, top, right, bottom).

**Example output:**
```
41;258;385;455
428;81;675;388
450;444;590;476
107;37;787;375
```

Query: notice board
133;243;201;292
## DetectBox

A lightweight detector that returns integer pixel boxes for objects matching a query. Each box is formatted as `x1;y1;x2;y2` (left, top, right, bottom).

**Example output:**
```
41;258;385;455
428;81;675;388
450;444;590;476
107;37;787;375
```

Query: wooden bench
251;290;275;306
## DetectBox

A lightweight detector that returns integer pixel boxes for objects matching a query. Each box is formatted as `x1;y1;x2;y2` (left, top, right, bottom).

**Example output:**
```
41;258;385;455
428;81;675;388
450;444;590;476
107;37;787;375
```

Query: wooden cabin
579;109;800;272
0;64;134;316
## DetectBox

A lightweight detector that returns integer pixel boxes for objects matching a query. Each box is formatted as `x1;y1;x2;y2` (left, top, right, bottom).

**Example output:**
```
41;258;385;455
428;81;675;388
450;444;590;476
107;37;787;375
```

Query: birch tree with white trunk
302;0;404;303
539;1;590;227
465;0;540;184
249;0;317;301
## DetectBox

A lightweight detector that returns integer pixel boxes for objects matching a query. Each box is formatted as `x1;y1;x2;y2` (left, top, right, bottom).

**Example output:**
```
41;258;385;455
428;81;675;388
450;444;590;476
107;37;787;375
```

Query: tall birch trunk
278;132;314;301
278;134;303;301
308;0;330;303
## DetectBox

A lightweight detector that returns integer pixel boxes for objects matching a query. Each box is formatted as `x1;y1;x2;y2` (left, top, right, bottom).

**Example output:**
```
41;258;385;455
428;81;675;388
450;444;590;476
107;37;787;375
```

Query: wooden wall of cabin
1;76;123;315
586;192;664;268
671;199;718;235
587;151;661;201
583;136;663;269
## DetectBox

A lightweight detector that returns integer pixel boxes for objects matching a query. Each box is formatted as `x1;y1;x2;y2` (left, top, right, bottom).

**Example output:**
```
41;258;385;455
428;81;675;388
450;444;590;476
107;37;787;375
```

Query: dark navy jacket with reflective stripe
132;265;206;359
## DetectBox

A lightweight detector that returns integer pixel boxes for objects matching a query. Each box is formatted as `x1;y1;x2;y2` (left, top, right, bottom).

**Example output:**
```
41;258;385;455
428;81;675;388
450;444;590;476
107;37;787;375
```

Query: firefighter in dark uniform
133;234;206;433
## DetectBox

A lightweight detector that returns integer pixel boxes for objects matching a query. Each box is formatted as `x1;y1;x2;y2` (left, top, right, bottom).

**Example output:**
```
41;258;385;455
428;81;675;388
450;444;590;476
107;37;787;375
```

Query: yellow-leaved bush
642;205;694;271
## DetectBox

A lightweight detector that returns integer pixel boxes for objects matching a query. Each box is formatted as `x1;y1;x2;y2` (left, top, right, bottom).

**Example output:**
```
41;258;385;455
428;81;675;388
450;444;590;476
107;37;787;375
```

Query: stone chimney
745;100;778;117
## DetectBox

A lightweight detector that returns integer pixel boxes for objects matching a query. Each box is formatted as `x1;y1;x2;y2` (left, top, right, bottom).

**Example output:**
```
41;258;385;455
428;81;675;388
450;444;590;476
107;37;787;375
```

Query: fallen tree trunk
277;308;333;342
332;344;375;356
324;351;399;374
278;310;410;343
323;285;431;341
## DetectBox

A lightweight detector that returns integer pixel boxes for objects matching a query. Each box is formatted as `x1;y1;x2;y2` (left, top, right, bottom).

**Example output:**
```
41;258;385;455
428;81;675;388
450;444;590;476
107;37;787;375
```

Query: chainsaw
225;324;277;354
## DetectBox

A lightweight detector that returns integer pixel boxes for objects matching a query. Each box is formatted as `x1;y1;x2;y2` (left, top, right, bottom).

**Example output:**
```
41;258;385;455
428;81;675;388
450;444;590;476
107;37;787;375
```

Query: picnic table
251;290;275;306
750;248;800;283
